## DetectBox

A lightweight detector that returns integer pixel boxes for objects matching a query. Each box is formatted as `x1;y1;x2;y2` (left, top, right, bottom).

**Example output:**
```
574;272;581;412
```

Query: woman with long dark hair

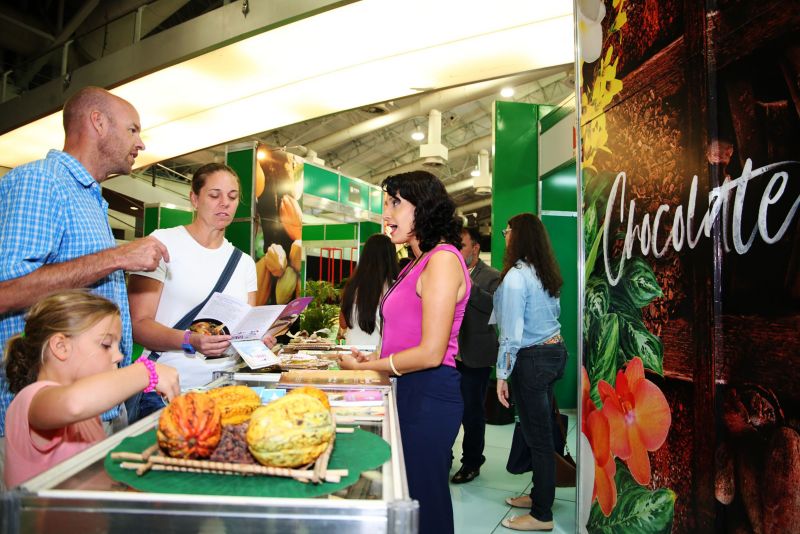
339;233;399;346
495;213;567;531
339;170;470;534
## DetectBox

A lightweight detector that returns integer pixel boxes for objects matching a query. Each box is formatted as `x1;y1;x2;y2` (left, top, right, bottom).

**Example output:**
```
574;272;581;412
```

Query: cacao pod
276;267;298;304
289;240;302;272
265;243;287;278
288;386;330;410
280;195;302;241
246;394;334;467
157;392;222;459
205;385;261;426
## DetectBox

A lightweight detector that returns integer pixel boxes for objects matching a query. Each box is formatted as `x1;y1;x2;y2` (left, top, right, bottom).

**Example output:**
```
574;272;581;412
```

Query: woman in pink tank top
340;171;470;534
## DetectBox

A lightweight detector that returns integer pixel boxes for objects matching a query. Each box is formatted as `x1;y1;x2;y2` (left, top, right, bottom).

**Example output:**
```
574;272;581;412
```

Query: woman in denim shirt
494;213;567;531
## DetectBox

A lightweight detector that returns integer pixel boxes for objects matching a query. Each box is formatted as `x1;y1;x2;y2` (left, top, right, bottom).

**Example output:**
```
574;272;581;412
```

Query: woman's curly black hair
381;171;462;252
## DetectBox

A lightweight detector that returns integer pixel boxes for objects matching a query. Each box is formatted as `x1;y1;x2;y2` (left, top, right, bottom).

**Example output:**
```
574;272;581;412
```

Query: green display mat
105;428;391;498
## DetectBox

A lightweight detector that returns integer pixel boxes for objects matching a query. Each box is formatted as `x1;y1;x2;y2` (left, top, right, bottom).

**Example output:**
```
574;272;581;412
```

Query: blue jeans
397;365;463;534
456;360;491;469
511;343;567;523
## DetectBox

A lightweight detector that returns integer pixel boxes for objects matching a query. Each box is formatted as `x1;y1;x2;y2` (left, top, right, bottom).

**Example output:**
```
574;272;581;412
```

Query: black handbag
505;397;577;487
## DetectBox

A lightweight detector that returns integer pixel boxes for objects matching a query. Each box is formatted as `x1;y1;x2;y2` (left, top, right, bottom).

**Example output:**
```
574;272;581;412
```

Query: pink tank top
379;244;471;368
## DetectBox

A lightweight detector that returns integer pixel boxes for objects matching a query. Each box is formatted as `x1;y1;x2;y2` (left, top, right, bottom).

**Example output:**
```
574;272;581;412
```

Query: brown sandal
505;494;533;508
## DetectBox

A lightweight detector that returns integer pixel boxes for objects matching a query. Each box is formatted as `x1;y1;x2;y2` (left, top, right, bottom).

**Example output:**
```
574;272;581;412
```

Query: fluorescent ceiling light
411;130;425;141
500;87;515;97
0;0;574;169
471;167;481;177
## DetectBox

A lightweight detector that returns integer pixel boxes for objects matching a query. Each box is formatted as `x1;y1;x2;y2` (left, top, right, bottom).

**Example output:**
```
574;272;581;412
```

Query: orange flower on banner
582;367;617;516
598;357;671;486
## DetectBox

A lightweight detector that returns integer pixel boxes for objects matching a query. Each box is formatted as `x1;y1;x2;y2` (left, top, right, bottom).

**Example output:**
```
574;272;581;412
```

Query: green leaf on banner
585;229;604;284
587;462;675;534
585;202;598;252
588;312;620;406
586;276;610;322
621;257;663;308
618;311;664;375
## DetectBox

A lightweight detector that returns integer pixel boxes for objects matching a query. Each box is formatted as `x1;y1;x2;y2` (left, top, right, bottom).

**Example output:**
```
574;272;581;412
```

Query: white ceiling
0;0;577;231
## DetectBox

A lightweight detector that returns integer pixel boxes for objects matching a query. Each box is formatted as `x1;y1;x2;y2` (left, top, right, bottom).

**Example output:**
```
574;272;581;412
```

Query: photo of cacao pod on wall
579;0;800;532
254;144;304;305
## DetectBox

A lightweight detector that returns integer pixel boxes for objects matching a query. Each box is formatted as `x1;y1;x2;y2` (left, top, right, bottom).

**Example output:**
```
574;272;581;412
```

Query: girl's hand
154;363;181;401
190;332;231;357
261;334;277;348
338;353;361;370
350;348;377;362
497;378;510;408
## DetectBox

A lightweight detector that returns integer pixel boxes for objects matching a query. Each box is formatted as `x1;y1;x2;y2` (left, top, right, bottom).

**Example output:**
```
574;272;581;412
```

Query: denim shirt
494;261;560;379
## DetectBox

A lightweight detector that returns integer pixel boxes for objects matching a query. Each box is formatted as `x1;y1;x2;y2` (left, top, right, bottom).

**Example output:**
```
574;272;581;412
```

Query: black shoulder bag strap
148;248;243;360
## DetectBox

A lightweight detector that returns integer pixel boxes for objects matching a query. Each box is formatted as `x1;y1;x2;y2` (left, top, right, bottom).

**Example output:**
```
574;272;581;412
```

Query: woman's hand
350;348;377;362
154;363;181;401
261;334;277;348
189;332;231;357
338;353;361;370
497;378;510;408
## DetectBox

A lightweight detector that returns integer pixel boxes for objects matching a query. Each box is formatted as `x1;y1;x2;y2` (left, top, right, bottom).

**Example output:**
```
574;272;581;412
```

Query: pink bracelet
138;358;159;393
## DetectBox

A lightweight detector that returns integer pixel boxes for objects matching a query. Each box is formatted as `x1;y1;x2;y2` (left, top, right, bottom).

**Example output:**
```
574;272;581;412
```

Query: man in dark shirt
451;227;500;483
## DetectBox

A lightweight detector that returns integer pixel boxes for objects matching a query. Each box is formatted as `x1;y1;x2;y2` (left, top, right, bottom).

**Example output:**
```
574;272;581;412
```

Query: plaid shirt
0;150;132;435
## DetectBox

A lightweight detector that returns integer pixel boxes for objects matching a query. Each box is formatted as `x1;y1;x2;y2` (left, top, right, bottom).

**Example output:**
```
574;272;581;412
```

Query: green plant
299;280;340;336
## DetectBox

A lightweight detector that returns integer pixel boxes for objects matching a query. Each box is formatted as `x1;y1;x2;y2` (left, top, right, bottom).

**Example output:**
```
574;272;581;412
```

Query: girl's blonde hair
4;290;120;394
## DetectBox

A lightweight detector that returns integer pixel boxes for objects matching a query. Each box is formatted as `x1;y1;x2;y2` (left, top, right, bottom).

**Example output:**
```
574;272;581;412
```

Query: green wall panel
304;163;339;201
491;101;540;270
302;225;325;241
325;223;357;241
540;159;578;212
225;221;251;254
542;214;578;409
226;147;255;220
370;187;383;214
359;221;382;244
143;206;193;236
340;177;369;209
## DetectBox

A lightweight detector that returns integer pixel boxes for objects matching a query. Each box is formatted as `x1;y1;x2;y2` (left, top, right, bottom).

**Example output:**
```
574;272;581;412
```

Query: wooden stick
312;438;335;484
118;462;344;482
335;427;355;433
114;452;348;480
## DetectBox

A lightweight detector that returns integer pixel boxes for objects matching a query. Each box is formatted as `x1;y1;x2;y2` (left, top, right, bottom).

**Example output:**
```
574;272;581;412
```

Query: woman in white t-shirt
339;234;399;347
127;163;272;421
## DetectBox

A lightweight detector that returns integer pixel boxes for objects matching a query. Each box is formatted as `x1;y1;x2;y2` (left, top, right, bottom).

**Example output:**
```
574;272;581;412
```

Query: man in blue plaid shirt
0;87;170;485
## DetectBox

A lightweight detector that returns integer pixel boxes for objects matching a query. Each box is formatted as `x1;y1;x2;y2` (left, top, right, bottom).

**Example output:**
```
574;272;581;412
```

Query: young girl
3;290;180;488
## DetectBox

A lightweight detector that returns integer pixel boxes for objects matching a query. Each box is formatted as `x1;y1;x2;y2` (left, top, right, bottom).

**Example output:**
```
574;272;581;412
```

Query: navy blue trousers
397;365;463;534
512;343;567;522
456;360;491;469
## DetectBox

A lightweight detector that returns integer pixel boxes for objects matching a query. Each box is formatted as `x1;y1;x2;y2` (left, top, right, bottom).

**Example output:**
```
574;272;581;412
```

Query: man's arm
0;237;168;313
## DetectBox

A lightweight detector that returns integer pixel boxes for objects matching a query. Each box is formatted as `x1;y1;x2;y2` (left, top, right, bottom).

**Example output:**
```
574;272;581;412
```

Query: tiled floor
449;410;577;533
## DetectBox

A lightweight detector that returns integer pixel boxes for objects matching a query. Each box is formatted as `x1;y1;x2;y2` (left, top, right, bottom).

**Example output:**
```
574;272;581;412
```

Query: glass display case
1;370;416;534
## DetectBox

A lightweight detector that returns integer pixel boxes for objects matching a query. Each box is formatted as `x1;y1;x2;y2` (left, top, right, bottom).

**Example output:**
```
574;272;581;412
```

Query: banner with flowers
578;0;800;532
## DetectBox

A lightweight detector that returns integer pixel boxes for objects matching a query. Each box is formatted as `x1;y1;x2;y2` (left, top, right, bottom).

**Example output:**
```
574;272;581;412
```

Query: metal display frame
1;373;417;534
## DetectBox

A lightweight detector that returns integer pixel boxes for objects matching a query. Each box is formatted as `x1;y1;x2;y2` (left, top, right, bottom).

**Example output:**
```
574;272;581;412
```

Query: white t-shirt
344;286;386;347
132;226;257;388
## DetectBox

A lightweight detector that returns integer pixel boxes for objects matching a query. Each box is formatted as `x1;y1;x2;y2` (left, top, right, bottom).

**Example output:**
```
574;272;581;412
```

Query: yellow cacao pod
246;394;334;467
276;267;298;304
288;386;330;410
280;195;302;241
265;243;287;277
289;240;302;272
205;385;261;426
